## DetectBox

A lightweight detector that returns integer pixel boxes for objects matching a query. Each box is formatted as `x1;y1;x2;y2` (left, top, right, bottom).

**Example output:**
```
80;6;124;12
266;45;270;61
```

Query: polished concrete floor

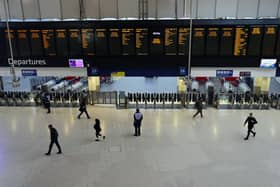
0;106;280;187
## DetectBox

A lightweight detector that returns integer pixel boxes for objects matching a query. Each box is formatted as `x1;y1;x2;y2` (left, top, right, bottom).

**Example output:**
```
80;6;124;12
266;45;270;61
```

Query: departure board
82;29;94;56
276;30;280;56
234;27;249;56
178;28;190;55
42;29;56;56
150;29;163;55
135;28;148;55
30;30;43;56
17;30;30;56
109;29;121;55
248;26;263;56
206;28;219;56
69;29;82;56
4;30;18;57
95;29;107;55
165;28;177;55
122;28;135;55
262;26;277;57
55;29;68;56
220;28;234;56
192;28;205;56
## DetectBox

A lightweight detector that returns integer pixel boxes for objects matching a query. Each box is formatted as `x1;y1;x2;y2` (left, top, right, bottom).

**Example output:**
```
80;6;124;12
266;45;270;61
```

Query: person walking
193;98;203;118
45;92;51;114
45;124;62;155
133;108;143;136
77;94;90;119
93;118;105;141
243;113;258;140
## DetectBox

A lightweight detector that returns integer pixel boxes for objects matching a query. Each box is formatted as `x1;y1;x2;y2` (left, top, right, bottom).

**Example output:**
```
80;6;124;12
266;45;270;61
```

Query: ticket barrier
185;92;207;109
0;91;34;106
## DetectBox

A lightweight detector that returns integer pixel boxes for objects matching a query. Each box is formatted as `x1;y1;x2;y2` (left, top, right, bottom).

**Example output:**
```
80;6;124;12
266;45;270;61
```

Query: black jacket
50;127;58;140
94;120;101;132
244;116;258;128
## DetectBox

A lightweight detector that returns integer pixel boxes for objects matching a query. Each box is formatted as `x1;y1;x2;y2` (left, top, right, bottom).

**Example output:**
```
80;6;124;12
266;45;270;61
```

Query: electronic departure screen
206;28;219;56
248;26;263;56
122;28;135;55
95;29;107;55
17;30;30;56
109;28;121;55
82;29;94;56
192;28;205;56
30;30;43;56
178;28;190;55
234;26;249;56
165;28;177;55
150;29;163;55
4;30;18;57
55;29;68;56
262;26;277;57
69;29;82;56
220;27;234;56
42;29;56;56
135;28;148;55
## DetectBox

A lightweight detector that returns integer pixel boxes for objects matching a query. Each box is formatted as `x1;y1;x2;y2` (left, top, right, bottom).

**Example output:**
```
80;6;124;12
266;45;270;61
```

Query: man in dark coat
244;113;257;140
45;124;62;155
77;94;90;119
93;118;105;141
45;92;51;114
133;108;143;136
193;98;203;118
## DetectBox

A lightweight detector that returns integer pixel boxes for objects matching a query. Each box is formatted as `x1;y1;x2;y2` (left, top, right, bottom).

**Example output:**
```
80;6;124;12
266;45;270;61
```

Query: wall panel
8;0;23;19
197;0;215;18
61;0;80;19
22;0;40;19
216;0;237;18
100;0;117;18
158;0;175;18
258;0;278;17
84;0;99;19
237;0;258;18
39;0;61;19
119;0;138;18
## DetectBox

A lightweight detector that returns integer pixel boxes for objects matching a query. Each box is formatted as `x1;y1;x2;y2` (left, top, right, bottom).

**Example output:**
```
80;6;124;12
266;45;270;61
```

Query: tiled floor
0;106;280;187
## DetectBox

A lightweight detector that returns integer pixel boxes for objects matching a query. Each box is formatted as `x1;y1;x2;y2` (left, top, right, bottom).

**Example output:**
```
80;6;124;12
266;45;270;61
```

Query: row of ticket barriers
1;91;280;110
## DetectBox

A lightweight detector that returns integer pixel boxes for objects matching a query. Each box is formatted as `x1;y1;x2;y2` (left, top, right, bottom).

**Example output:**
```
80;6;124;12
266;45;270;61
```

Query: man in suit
45;124;62;155
133;108;143;136
243;113;257;140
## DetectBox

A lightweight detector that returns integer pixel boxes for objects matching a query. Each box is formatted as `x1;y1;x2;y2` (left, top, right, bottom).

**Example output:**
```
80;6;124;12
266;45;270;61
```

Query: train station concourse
1;0;280;186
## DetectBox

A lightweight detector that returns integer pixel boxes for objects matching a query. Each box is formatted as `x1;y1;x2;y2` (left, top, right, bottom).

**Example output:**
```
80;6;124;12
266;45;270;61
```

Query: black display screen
150;29;163;55
206;28;219;56
135;28;148;55
55;29;68;56
262;26;277;57
42;29;56;56
192;28;205;56
69;29;82;56
178;28;190;55
165;28;177;55
248;26;263;56
95;29;107;55
234;26;249;56
17;30;30;56
30;29;43;56
82;29;94;56
122;28;135;55
5;30;18;57
109;29;121;55
220;27;234;56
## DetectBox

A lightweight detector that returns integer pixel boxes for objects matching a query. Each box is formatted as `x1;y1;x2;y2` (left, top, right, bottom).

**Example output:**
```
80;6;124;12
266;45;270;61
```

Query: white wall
100;77;178;93
1;0;280;20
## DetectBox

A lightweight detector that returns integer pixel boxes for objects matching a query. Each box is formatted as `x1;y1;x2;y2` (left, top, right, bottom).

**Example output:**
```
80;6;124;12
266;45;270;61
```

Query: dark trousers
95;130;102;138
245;127;255;139
46;103;51;113
78;110;90;119
193;109;203;118
47;139;62;154
134;123;141;136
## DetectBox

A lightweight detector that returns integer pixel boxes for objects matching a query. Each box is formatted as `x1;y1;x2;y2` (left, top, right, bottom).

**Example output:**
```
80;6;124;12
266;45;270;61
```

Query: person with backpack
133;108;143;136
93;118;105;141
243;113;258;140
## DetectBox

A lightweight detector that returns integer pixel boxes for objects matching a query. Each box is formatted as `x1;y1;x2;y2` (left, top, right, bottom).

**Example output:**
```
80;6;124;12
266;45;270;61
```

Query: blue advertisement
216;70;233;77
276;61;280;77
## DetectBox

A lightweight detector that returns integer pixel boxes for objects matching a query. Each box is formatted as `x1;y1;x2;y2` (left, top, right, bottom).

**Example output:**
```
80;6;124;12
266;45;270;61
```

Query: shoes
103;136;106;140
134;134;137;136
95;139;100;141
244;138;248;140
45;153;50;156
57;151;62;154
77;117;80;119
87;117;91;119
253;132;256;137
